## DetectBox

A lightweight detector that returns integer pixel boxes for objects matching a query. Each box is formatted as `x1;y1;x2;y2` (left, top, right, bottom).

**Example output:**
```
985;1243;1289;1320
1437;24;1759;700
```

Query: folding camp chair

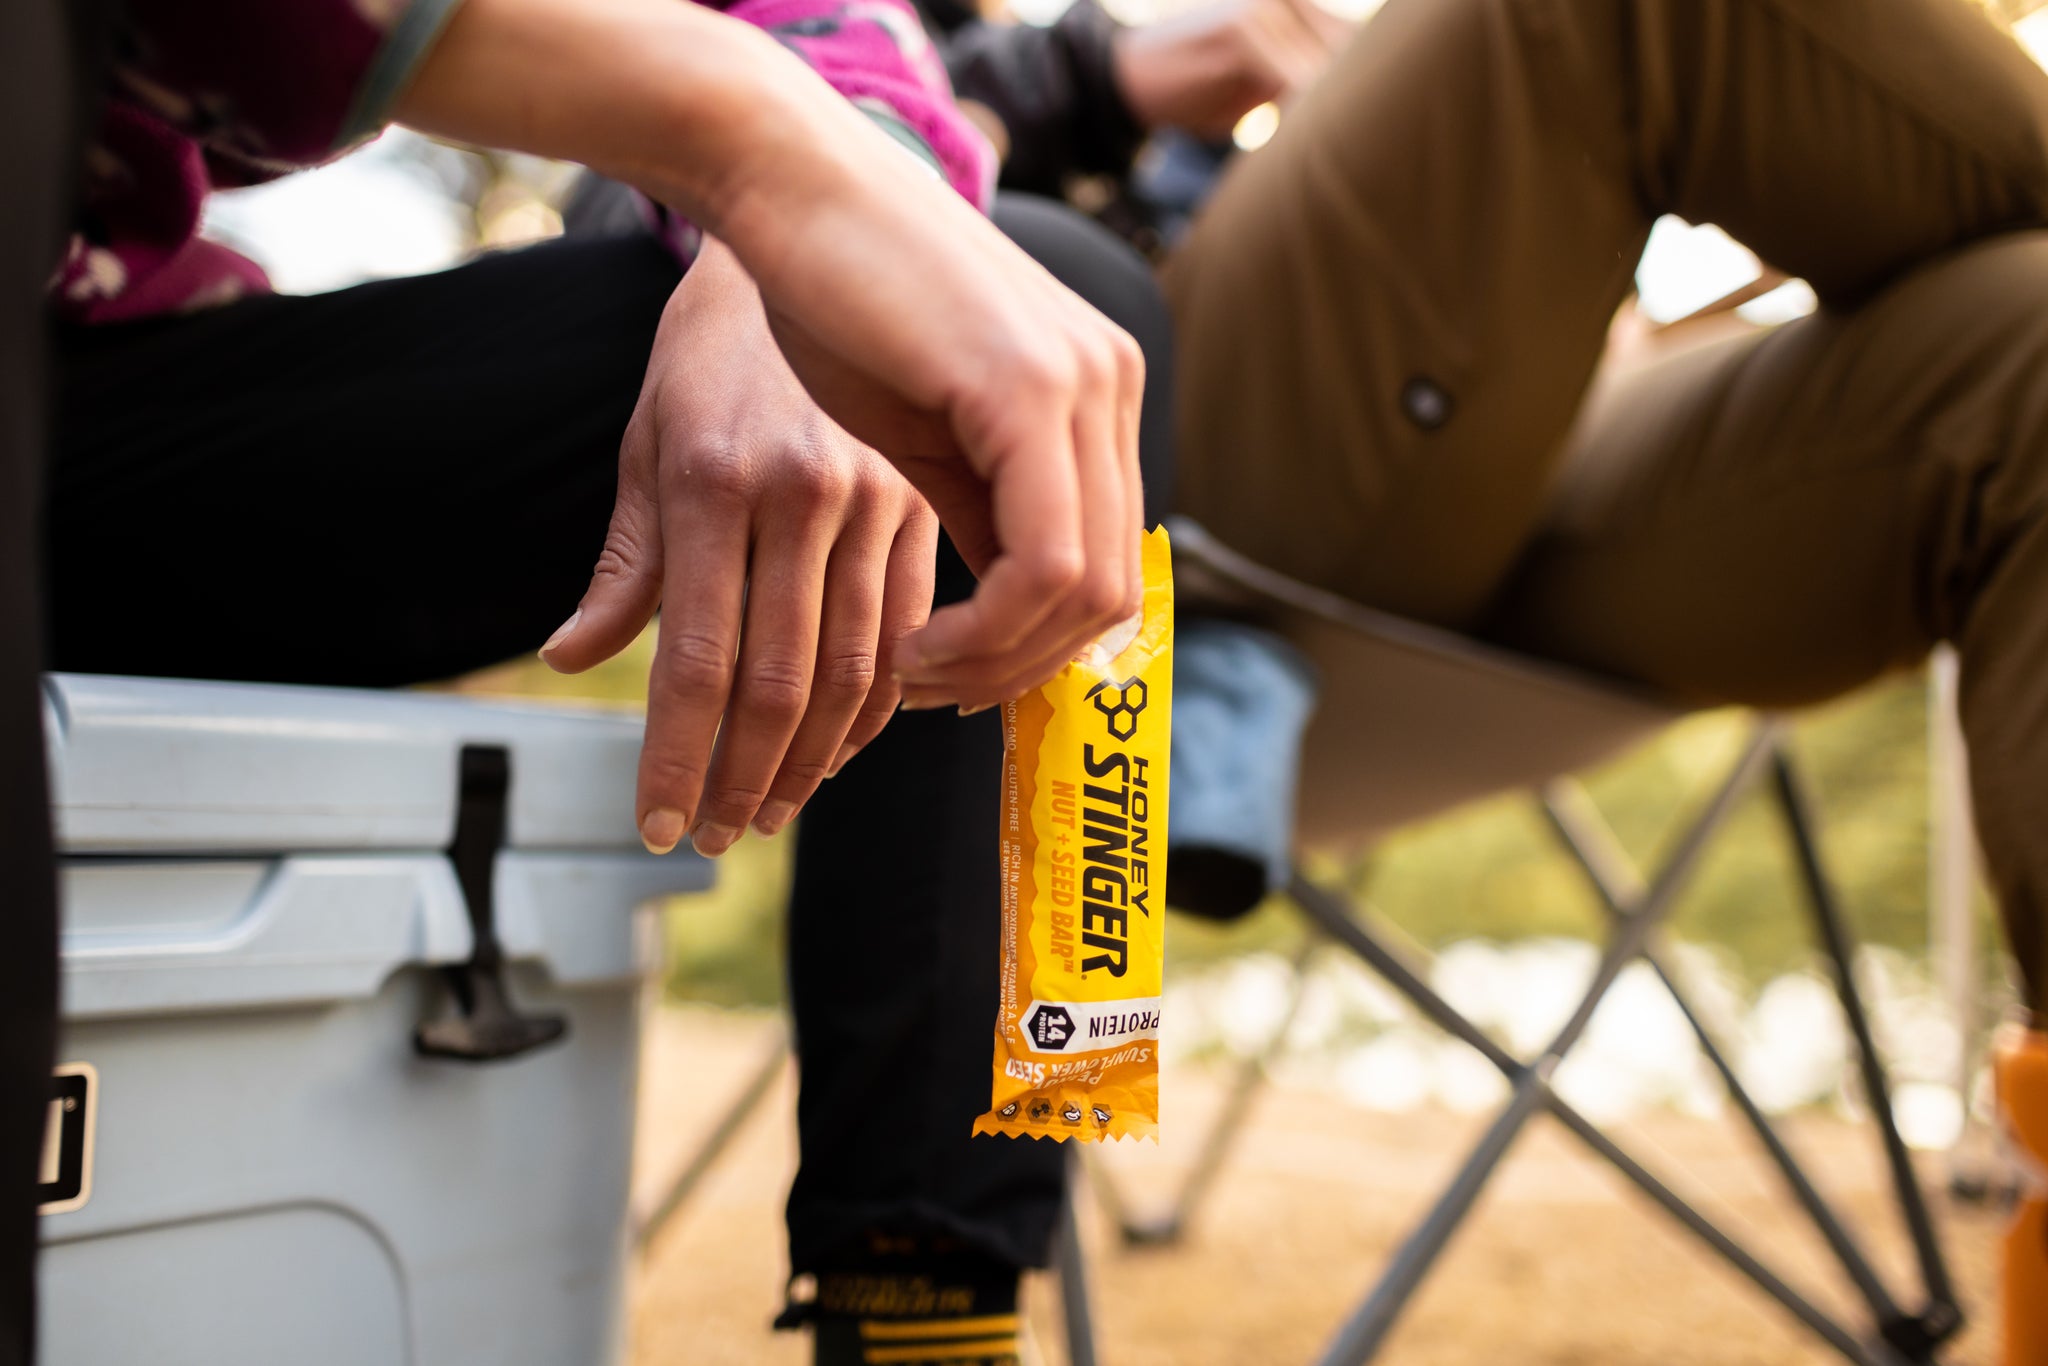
1059;518;1963;1366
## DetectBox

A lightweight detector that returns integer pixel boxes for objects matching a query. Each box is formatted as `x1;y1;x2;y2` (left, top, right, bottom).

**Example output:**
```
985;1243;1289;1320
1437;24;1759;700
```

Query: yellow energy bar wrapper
974;525;1172;1143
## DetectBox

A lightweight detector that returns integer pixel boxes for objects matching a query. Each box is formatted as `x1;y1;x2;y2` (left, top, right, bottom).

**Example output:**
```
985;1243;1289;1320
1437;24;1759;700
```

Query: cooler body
36;675;709;1366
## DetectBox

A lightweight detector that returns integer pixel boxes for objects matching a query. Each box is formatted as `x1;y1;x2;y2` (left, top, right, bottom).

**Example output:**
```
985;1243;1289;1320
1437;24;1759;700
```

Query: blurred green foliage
450;635;1995;1008
1176;672;1999;982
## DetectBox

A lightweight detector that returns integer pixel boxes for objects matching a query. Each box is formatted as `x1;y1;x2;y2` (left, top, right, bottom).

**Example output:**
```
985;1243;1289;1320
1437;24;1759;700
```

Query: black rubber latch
414;744;569;1063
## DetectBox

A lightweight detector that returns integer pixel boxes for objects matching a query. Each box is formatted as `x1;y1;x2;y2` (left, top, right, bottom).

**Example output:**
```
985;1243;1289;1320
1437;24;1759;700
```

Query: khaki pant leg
1165;0;1650;624
1166;0;2048;627
1482;232;2048;1006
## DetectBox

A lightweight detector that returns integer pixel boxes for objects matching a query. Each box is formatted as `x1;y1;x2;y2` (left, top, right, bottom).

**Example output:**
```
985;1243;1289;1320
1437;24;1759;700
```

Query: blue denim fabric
1167;618;1318;917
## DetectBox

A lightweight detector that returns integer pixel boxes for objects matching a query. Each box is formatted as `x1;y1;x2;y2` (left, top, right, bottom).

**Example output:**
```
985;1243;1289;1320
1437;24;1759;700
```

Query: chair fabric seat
1168;518;1685;846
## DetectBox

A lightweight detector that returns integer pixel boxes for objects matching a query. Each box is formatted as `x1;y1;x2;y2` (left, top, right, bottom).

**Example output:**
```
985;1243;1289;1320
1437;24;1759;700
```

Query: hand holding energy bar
976;526;1173;1143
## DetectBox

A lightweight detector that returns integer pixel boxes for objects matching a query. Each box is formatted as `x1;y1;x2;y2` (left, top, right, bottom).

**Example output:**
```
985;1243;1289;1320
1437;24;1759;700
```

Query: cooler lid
46;674;656;854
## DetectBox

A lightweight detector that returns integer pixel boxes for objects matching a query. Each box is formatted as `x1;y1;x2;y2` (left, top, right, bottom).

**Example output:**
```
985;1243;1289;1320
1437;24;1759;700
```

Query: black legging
50;192;1174;1281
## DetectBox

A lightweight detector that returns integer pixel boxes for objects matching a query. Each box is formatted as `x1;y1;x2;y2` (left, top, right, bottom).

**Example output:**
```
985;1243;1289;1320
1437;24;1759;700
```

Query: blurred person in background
786;0;2048;1362
922;0;1348;240
13;0;1162;1360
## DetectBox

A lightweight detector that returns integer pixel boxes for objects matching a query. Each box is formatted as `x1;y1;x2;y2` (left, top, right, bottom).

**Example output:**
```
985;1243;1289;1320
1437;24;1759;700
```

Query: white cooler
35;674;710;1366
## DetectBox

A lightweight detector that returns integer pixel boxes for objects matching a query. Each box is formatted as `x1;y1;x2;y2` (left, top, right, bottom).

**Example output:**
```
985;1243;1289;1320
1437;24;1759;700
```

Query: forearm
400;0;1143;729
395;0;879;240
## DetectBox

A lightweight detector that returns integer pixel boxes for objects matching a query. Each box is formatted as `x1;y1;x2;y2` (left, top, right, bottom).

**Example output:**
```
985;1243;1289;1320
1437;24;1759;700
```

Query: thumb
542;433;665;673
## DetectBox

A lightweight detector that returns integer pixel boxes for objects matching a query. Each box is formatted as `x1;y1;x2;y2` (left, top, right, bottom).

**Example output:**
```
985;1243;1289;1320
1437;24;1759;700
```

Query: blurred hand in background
1112;0;1352;139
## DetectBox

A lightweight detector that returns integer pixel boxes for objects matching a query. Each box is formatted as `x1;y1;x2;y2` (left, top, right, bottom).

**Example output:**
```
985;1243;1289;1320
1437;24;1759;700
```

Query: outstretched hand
542;241;937;857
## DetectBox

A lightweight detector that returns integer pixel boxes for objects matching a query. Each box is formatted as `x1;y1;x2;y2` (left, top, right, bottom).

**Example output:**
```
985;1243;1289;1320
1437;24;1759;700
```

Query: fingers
655;454;934;853
1257;0;1348;95
1242;14;1322;101
898;395;1082;672
898;631;1082;715
1276;0;1353;50
542;423;664;673
740;495;896;840
898;456;1001;579
823;503;937;778
1112;307;1148;613
897;314;1144;708
635;464;751;855
1073;320;1144;639
686;472;842;855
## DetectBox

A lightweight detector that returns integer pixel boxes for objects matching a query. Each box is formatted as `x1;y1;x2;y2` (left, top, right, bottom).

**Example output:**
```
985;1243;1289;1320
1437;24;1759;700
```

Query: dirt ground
629;1006;2004;1365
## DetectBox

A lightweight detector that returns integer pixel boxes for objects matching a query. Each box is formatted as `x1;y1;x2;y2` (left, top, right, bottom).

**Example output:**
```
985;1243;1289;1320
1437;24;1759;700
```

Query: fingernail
539;609;582;660
640;807;688;855
752;801;797;837
825;744;858;779
692;822;743;858
898;697;951;712
957;702;995;717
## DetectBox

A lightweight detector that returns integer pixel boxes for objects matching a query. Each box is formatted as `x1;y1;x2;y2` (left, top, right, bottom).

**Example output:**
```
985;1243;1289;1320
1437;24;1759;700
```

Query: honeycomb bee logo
1085;674;1147;741
1060;1102;1083;1126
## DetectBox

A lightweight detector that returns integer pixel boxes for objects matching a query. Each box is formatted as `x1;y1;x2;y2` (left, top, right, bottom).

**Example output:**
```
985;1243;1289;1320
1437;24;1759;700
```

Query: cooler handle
414;745;569;1063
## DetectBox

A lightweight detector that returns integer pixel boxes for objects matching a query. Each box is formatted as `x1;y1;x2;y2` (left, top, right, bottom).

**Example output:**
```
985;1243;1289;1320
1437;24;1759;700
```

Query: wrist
672;236;758;314
400;0;852;238
599;13;839;232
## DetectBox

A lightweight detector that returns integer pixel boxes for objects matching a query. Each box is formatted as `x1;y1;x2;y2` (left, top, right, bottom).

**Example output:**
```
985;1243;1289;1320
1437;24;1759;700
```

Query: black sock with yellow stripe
797;1248;1022;1366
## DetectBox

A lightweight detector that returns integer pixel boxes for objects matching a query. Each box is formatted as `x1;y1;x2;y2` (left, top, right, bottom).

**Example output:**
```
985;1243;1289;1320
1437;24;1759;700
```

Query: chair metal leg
1060;718;1958;1365
1056;1151;1100;1366
1543;1100;1912;1366
1533;725;1782;1059
634;1028;789;1250
1291;721;1948;1366
1290;874;1913;1366
1286;864;1908;1366
1771;747;1963;1354
1541;774;1915;1337
1091;936;1318;1246
1307;788;1743;1364
1925;647;1996;1204
1312;1070;1550;1366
